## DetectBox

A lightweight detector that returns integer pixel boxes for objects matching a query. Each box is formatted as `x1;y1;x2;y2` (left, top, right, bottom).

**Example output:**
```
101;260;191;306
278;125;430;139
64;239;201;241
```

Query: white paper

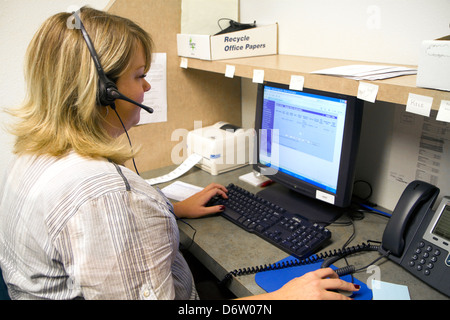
371;280;410;300
311;64;417;80
436;100;450;123
225;64;235;78
238;171;270;187
139;53;167;125
252;69;264;83
161;181;203;201
180;57;188;69
289;75;305;91
387;109;421;187
388;108;450;202
146;153;202;185
406;93;433;117
316;190;335;205
357;82;379;103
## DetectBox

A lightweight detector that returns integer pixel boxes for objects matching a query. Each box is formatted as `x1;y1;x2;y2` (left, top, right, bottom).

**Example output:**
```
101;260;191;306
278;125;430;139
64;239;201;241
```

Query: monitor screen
253;82;363;219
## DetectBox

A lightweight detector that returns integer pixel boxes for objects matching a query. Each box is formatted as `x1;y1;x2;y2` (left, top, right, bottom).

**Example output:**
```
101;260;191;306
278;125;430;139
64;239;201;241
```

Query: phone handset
381;180;439;257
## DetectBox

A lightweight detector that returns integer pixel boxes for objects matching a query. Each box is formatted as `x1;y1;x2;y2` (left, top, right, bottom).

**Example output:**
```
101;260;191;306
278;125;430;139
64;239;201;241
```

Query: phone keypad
408;241;441;276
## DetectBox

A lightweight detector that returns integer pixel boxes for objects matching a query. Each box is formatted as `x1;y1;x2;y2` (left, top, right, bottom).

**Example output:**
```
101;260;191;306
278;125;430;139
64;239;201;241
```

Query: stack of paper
311;64;417;81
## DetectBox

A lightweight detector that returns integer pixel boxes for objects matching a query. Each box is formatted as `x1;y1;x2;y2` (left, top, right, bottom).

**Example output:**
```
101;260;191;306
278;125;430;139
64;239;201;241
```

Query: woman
0;7;358;300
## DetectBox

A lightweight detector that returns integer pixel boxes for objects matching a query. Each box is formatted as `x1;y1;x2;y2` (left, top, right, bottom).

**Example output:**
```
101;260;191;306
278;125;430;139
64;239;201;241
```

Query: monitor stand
256;183;346;225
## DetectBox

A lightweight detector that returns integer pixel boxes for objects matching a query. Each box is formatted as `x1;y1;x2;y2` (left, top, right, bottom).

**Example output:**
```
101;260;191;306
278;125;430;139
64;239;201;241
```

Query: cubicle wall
108;0;242;172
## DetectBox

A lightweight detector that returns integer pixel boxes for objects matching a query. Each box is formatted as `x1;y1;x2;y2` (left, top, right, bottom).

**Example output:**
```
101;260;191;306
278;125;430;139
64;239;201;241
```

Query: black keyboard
211;183;331;258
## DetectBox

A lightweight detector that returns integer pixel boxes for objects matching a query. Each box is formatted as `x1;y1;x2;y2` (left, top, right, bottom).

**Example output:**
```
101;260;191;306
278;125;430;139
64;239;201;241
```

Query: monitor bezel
252;81;364;208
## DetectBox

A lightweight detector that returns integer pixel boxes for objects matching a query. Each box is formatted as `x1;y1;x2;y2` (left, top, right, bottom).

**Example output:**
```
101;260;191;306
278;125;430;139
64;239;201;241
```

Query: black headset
72;11;153;114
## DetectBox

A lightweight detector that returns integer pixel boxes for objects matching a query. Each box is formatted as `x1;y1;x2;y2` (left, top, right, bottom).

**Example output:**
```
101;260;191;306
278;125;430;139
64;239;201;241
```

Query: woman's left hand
172;183;228;219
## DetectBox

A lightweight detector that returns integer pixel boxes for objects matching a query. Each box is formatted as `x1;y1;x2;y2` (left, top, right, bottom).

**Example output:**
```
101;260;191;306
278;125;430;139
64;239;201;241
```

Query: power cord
352;179;392;217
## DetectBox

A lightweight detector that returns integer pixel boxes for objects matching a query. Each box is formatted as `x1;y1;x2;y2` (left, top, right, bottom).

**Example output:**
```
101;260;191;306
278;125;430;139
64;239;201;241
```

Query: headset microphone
72;11;153;114
106;87;154;114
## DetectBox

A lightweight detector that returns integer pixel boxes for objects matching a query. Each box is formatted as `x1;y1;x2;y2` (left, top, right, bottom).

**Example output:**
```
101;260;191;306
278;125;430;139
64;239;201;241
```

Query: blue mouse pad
254;256;372;300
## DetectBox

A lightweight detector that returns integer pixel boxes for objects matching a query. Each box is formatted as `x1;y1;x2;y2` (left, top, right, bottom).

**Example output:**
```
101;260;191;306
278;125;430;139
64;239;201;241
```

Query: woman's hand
172;183;228;219
240;268;360;300
271;268;360;300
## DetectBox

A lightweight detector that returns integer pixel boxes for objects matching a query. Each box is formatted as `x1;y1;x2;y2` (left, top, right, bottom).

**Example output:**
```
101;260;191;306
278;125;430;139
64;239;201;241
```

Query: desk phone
219;180;450;298
380;180;449;297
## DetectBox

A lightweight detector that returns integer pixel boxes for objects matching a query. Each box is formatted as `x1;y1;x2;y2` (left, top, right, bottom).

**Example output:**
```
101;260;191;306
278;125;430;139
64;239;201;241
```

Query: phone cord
219;242;380;285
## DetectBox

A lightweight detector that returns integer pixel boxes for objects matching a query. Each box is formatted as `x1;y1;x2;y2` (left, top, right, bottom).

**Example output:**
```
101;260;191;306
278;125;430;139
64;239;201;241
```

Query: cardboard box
177;24;278;60
416;35;450;91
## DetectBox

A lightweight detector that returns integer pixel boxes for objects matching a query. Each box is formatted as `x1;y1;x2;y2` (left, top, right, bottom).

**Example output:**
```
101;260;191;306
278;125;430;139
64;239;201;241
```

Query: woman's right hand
239;267;359;300
269;268;360;300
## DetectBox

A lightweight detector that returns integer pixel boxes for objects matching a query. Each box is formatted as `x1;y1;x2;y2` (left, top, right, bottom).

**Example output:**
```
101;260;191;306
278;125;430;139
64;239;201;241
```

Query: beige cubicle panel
108;0;242;172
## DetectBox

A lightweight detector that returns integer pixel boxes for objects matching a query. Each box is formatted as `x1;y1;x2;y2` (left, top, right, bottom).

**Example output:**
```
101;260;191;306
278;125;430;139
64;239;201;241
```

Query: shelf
182;54;450;110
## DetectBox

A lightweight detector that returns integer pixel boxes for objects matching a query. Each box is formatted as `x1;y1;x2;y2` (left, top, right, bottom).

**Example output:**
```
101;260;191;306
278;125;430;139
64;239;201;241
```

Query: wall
239;0;450;210
0;0;242;174
240;0;449;65
1;0;449;210
0;0;111;172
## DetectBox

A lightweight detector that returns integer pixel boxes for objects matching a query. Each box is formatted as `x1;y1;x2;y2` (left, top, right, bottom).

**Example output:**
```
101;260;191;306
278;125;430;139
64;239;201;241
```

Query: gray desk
142;165;448;300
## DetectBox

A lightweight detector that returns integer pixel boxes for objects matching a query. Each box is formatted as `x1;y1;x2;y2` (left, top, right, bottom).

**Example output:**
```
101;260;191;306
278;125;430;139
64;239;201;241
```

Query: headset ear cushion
97;77;118;106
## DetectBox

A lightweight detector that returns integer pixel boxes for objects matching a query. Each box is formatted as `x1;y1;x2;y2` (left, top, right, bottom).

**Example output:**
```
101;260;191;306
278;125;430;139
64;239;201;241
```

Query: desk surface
142;165;448;300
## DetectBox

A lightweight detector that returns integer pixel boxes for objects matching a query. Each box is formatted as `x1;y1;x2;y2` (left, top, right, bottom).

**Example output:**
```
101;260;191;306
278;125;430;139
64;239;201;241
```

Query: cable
219;241;380;286
351;180;392;218
320;241;381;269
337;216;357;282
109;104;202;252
178;219;197;250
358;202;392;218
334;249;390;277
217;18;232;31
111;104;140;176
353;179;373;200
354;250;390;273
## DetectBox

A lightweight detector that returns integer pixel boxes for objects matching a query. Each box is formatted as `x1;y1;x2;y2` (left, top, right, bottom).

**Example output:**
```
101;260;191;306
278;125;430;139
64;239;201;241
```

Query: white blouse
0;152;198;300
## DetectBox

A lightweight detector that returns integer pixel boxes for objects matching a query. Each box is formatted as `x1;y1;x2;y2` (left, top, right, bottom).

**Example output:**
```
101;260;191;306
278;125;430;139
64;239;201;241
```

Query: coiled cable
220;241;380;285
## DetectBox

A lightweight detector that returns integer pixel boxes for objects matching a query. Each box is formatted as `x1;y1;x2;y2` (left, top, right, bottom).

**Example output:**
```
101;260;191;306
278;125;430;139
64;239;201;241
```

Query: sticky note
289;75;305;91
371;280;410;300
357;82;379;103
436;100;450;123
252;69;264;83
316;190;335;205
225;65;235;78
406;93;433;117
180;57;188;69
239;172;270;187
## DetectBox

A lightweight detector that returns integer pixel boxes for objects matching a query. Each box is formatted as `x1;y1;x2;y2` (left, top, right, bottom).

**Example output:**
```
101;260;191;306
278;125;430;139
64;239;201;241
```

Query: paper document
146;153;202;185
161;181;203;201
239;172;271;187
388;108;450;199
311;64;417;81
139;53;167;125
371;280;411;300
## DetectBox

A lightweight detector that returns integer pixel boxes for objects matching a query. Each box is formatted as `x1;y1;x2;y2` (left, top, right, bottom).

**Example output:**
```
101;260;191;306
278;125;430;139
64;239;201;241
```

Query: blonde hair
8;7;153;164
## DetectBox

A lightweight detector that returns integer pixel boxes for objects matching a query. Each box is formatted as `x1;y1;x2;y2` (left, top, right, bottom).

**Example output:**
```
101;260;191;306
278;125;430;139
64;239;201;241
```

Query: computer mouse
336;289;354;298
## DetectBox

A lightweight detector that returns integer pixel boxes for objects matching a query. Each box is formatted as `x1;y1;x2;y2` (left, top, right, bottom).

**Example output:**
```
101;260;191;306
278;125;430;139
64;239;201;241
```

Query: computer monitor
253;82;363;224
